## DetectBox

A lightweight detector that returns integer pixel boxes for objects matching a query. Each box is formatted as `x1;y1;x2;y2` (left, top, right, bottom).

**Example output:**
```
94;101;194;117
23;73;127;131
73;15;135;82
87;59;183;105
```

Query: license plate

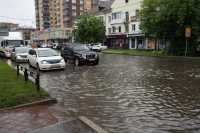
50;64;60;68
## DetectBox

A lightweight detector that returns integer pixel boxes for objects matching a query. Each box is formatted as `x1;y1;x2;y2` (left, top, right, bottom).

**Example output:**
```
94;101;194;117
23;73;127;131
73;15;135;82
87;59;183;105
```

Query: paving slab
0;104;70;133
30;120;96;133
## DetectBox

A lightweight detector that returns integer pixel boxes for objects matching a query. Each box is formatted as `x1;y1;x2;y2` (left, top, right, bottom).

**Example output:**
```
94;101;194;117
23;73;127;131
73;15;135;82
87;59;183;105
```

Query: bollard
17;65;19;77
35;71;40;92
24;68;28;82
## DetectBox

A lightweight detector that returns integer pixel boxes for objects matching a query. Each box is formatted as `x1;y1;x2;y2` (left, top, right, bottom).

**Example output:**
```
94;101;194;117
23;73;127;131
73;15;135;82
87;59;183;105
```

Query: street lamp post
185;27;191;56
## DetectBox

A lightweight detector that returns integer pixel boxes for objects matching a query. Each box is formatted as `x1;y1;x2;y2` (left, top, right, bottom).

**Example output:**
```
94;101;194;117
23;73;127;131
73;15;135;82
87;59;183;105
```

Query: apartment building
35;0;99;30
33;0;110;43
35;0;50;30
99;0;165;49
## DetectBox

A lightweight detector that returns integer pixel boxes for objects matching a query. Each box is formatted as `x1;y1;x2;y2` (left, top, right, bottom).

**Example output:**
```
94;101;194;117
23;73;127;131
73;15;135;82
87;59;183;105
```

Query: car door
11;48;16;60
28;50;34;65
63;47;73;60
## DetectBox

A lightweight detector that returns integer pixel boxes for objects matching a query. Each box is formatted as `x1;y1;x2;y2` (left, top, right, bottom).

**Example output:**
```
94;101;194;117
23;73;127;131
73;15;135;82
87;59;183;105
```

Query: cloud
0;0;35;27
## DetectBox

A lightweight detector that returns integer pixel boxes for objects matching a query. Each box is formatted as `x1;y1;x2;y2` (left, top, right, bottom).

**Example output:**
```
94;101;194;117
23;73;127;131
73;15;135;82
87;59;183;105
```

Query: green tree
140;0;200;55
74;14;105;43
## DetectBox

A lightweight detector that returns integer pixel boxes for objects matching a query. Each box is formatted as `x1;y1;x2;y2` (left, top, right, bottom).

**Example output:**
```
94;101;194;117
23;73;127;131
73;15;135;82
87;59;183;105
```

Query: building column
145;38;148;49
129;37;132;49
135;37;137;49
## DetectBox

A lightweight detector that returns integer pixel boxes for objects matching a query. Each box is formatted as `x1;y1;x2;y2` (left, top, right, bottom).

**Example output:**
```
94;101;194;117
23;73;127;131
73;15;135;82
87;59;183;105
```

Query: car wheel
74;58;80;66
94;59;99;65
65;58;68;64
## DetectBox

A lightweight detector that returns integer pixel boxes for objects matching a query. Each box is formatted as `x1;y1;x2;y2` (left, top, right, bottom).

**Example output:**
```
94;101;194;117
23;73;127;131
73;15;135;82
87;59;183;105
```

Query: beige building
34;0;104;43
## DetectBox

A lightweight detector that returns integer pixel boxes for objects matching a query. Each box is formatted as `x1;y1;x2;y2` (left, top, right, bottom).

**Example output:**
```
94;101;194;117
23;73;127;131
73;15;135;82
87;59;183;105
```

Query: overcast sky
0;0;35;27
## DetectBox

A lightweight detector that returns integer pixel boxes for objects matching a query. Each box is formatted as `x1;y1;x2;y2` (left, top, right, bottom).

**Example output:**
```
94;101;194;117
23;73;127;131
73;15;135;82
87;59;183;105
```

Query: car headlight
82;54;87;59
41;60;48;64
60;59;65;63
16;55;21;59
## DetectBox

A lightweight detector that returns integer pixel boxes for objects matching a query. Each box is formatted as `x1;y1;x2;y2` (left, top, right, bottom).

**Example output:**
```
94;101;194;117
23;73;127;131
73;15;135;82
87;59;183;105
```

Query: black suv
61;44;99;66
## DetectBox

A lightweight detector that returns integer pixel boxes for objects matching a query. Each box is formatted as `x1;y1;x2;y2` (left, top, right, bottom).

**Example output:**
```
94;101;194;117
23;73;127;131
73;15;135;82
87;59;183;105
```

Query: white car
92;43;108;52
28;48;66;71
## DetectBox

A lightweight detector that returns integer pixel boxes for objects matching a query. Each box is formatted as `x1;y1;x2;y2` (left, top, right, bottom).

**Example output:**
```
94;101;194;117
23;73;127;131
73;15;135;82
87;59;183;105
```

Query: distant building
35;0;87;30
96;0;166;49
35;0;51;30
16;27;36;43
0;22;19;31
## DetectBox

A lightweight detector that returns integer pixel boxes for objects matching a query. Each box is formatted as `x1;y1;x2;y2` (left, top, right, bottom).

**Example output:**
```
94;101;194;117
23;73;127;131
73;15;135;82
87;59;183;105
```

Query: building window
108;28;111;34
108;16;111;22
125;12;129;22
112;27;116;33
112;12;121;20
136;9;140;19
132;24;136;31
119;26;121;32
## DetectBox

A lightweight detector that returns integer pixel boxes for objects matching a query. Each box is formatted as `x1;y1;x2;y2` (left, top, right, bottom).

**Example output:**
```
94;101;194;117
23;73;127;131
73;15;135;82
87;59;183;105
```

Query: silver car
11;47;31;62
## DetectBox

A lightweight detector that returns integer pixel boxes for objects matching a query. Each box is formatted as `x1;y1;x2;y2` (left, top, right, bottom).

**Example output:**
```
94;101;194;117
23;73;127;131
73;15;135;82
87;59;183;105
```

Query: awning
127;33;145;37
106;34;127;39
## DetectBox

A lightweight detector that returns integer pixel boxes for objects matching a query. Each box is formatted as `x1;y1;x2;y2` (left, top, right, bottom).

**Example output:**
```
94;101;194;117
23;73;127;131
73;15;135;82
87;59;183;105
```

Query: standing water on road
6;54;200;133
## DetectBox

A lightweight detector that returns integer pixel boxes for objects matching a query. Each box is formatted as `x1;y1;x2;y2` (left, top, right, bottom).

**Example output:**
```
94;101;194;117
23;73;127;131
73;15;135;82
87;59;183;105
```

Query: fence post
17;65;19;77
35;71;40;92
24;68;28;82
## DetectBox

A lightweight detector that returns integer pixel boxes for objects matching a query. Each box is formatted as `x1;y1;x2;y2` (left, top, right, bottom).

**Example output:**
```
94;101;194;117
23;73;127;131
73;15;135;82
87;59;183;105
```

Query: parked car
11;47;31;62
62;44;99;66
91;43;108;52
28;48;66;71
0;47;12;58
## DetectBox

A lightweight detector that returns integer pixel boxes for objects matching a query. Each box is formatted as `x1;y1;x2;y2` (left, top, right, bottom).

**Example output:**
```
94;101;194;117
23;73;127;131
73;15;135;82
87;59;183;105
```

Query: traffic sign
185;27;192;38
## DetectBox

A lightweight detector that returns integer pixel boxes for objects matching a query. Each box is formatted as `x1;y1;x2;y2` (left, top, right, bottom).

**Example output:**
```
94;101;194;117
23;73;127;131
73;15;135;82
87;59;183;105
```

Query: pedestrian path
0;104;71;133
30;120;96;133
0;104;103;133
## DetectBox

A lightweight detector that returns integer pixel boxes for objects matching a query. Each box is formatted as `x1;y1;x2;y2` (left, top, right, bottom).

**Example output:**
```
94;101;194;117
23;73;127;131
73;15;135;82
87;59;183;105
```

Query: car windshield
73;45;89;51
15;48;30;54
38;49;59;57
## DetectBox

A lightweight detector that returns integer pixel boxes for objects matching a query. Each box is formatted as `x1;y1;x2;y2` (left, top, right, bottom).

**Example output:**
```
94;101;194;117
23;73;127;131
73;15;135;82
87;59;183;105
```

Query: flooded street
5;54;200;133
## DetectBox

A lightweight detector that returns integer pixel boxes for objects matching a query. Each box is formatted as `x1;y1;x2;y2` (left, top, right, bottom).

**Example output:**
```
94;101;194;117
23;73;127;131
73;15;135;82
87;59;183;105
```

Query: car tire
93;59;99;65
74;58;80;66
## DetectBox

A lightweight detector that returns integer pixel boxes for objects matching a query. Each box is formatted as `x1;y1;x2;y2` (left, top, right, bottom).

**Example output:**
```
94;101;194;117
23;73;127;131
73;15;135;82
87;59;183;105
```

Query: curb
0;98;57;112
79;116;109;133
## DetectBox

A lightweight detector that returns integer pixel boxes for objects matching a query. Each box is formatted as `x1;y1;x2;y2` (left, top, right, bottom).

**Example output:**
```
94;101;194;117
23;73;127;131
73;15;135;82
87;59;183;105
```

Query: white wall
105;0;143;35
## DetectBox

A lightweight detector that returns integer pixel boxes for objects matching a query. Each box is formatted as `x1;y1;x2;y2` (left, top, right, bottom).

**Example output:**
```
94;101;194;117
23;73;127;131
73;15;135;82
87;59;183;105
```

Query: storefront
106;34;129;49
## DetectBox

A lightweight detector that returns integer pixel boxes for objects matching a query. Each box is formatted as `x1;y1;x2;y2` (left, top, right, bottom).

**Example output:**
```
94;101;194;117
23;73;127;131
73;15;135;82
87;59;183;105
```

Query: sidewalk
0;104;73;133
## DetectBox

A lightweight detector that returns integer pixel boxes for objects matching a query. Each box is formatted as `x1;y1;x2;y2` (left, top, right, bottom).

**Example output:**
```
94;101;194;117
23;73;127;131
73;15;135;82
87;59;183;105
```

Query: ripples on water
36;55;200;133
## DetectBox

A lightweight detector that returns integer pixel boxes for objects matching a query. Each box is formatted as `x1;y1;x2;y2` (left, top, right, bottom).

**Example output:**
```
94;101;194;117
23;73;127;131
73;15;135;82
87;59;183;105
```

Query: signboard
185;27;192;38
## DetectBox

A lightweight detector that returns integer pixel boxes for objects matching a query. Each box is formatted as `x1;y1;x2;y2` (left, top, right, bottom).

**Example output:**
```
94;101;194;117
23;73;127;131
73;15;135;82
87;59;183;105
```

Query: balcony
110;18;126;25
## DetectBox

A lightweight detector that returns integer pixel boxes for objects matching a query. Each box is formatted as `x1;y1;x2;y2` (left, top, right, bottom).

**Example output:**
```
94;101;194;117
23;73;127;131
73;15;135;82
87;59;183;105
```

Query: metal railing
16;64;40;92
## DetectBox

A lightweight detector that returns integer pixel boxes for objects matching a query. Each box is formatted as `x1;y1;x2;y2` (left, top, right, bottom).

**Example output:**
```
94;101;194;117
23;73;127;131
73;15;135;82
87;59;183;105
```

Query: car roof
15;47;31;49
33;48;52;51
65;44;86;48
